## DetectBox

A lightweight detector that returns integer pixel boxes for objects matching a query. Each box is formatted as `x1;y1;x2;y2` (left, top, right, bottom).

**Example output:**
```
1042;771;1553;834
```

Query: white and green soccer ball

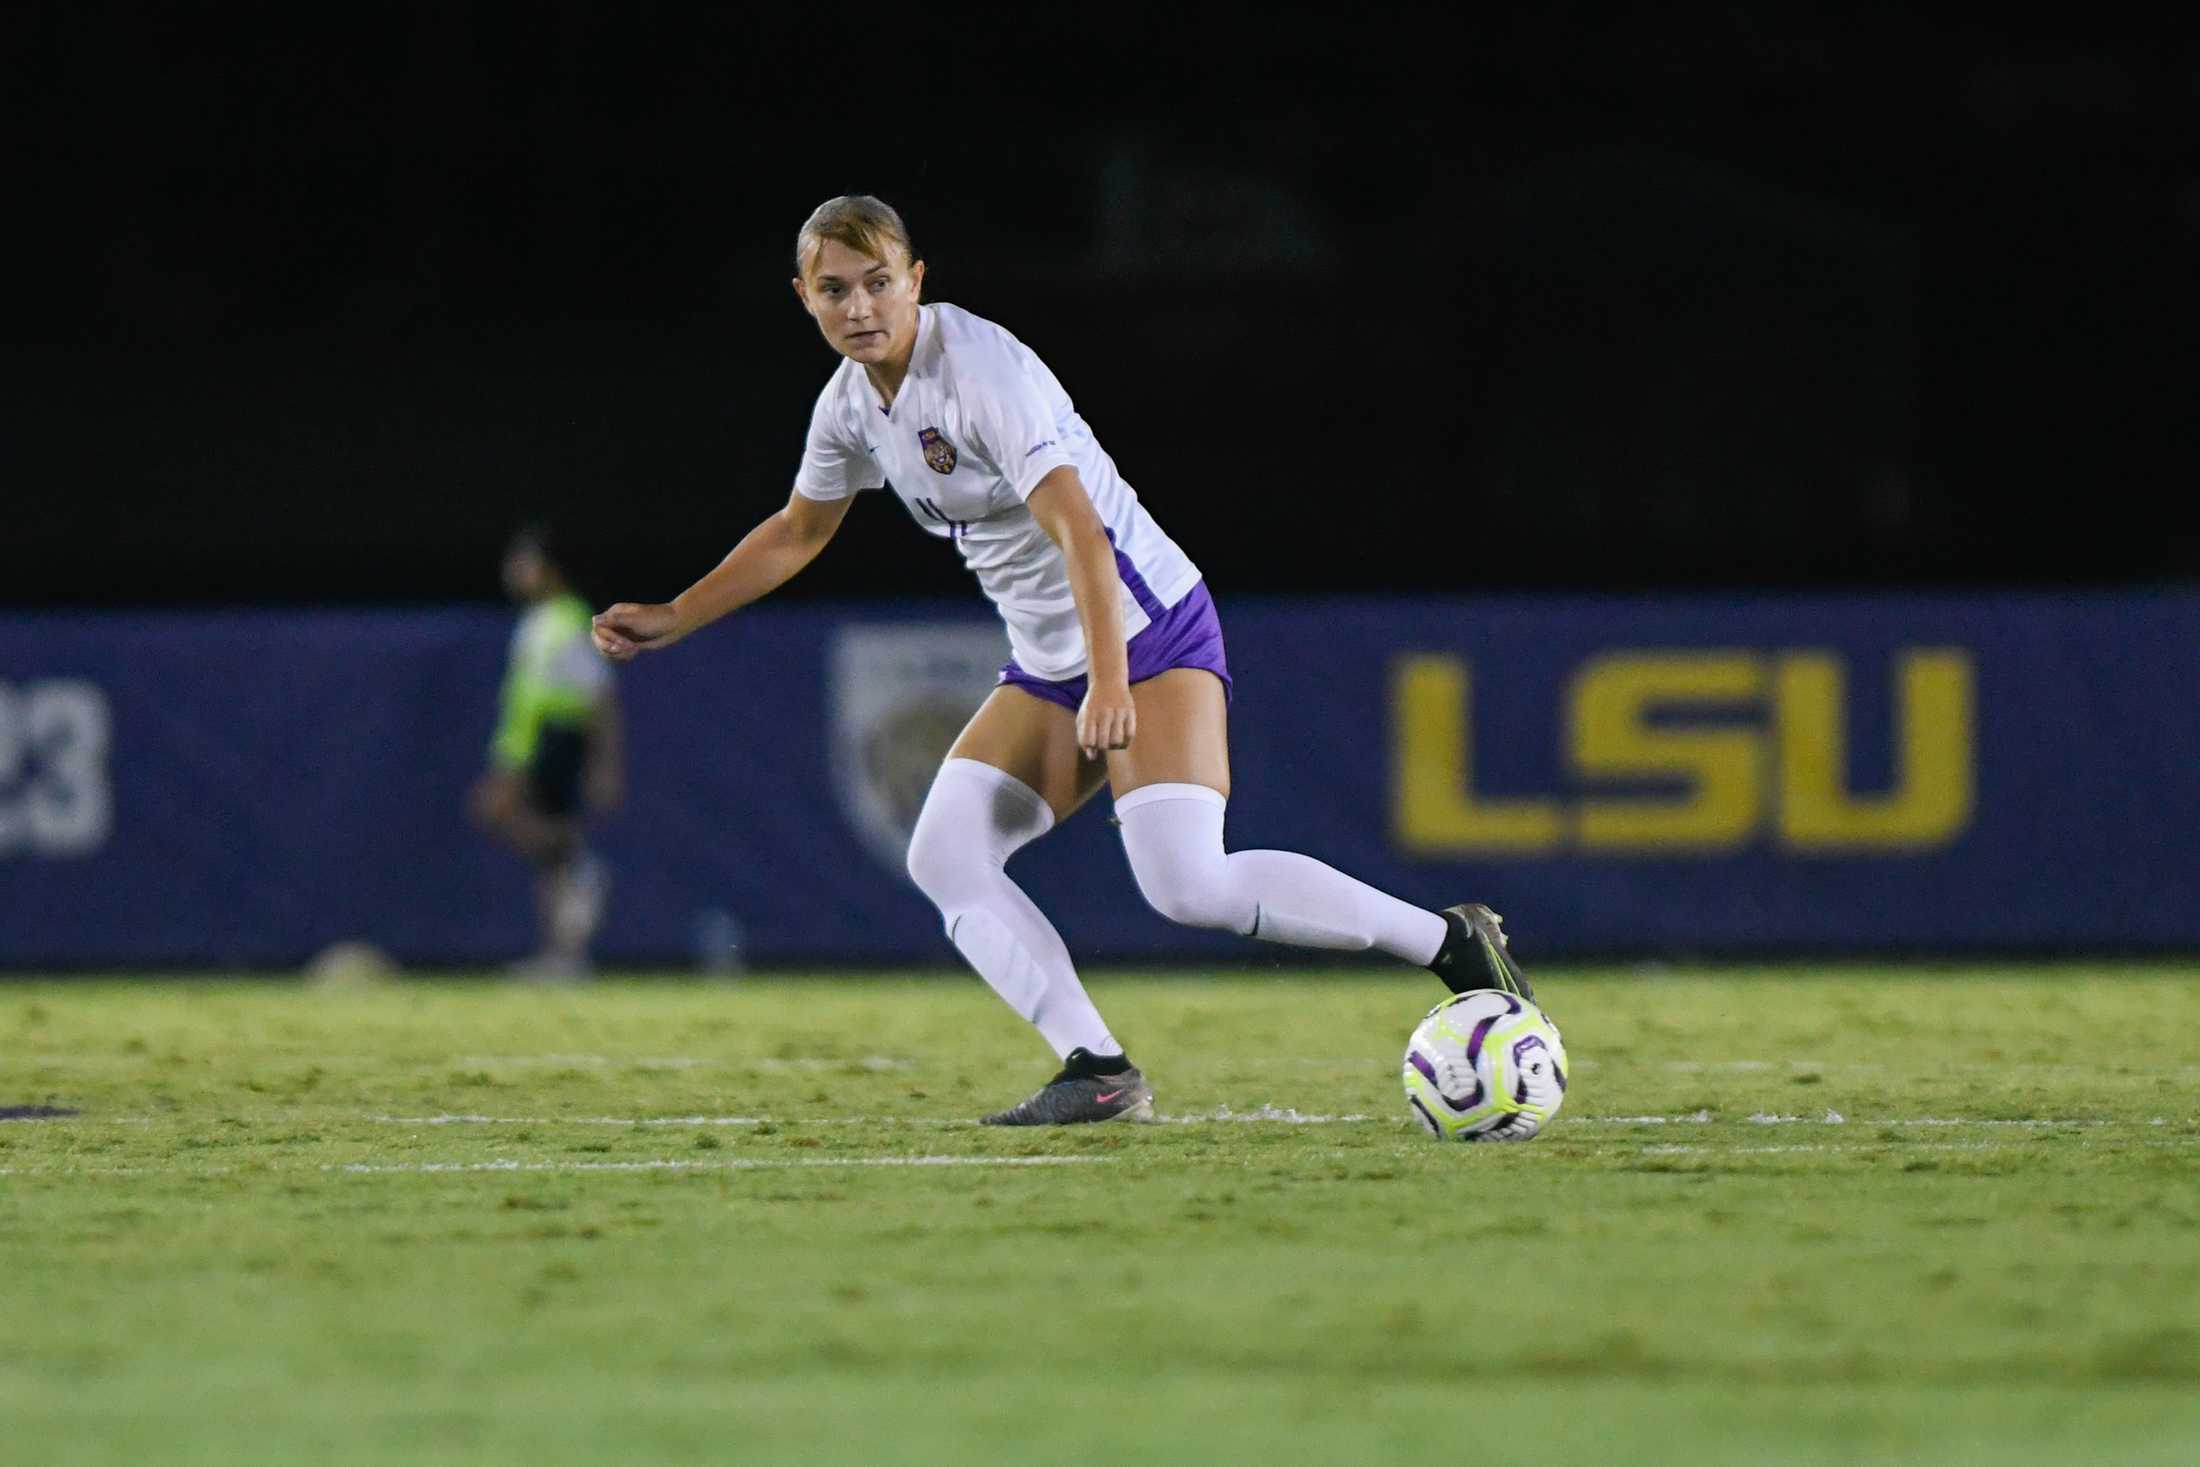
1402;990;1569;1141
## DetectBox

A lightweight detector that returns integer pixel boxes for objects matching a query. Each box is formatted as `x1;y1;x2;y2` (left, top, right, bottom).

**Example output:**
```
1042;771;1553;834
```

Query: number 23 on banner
0;680;112;858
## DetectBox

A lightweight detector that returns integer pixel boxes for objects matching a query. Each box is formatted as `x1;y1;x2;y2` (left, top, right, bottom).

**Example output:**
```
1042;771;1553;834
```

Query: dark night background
5;5;2196;608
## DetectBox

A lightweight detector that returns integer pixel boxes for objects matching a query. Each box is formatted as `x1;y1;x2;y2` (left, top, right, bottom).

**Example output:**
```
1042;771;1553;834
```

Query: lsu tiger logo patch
918;427;957;475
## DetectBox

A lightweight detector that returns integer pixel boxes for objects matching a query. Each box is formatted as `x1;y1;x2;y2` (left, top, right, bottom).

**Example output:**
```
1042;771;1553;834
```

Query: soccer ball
1402;990;1569;1141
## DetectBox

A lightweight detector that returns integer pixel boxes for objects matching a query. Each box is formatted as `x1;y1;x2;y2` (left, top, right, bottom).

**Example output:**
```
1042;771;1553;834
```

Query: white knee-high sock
1114;783;1447;963
906;758;1119;1059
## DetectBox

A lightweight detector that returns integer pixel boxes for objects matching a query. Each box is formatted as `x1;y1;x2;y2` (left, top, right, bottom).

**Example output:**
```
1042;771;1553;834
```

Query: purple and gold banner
3;593;2195;965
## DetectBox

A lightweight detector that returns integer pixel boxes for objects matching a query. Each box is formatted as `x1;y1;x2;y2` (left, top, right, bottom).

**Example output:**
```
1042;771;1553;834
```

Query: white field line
0;1154;1109;1179
1576;1111;1718;1125
1157;1106;1376;1124
17;1055;2200;1086
378;1114;801;1127
8;1110;1382;1129
1640;1141;2004;1158
1576;1113;2182;1128
330;1155;1104;1175
353;1110;2191;1130
3;1054;911;1071
10;1109;2184;1131
368;1106;1380;1128
1656;1060;1893;1073
12;1134;2199;1180
1631;1138;2198;1156
453;1055;911;1072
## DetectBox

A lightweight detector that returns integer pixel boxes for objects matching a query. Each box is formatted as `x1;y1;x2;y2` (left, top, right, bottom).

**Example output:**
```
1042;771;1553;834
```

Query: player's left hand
592;602;684;661
1077;683;1136;760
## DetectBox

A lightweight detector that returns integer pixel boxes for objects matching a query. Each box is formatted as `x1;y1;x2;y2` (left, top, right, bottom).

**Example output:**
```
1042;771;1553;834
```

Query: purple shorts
999;580;1232;711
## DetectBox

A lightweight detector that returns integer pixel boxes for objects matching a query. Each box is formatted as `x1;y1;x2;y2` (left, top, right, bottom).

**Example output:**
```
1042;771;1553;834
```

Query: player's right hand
591;602;684;661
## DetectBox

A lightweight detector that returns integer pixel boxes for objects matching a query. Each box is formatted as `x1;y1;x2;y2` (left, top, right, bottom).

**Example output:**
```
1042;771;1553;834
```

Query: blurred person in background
469;523;622;979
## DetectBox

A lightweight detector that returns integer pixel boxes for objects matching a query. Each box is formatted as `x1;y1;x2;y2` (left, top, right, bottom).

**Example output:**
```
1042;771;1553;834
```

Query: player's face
501;543;546;602
793;239;925;367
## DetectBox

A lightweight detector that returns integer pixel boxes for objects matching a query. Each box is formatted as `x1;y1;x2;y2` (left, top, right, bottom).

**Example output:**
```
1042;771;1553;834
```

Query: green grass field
3;967;2197;1466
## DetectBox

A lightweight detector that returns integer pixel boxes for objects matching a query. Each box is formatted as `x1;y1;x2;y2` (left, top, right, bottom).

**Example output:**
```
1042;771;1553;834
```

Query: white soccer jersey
793;302;1202;679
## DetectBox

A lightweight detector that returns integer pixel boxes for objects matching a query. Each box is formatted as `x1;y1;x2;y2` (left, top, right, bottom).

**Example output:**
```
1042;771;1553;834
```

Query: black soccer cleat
980;1047;1155;1126
1428;903;1536;1002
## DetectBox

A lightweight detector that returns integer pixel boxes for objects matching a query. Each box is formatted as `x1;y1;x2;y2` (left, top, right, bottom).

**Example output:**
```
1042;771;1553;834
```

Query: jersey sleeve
962;353;1081;502
792;383;884;501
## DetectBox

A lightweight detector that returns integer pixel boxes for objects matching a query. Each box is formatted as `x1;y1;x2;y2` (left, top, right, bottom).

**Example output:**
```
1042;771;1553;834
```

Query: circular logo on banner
827;622;1008;874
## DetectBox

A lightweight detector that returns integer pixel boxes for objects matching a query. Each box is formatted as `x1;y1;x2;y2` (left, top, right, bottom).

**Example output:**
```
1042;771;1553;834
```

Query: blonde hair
794;195;917;280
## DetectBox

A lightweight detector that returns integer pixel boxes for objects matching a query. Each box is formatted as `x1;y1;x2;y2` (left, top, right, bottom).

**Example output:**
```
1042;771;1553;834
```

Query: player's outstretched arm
592;490;853;661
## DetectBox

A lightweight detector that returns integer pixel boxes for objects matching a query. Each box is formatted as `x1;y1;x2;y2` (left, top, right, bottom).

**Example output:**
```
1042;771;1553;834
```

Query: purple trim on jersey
998;579;1231;710
1102;527;1167;621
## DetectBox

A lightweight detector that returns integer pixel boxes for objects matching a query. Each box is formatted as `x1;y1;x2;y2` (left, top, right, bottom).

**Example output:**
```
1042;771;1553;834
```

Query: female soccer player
591;196;1530;1123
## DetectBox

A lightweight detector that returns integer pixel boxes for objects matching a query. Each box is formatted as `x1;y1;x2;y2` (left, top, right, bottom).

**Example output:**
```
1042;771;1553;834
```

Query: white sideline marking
0;1167;213;1177
4;1111;1382;1130
330;1155;1105;1175
1738;1114;2179;1128
370;1109;1383;1129
11;1132;2196;1180
453;1054;911;1072
1576;1112;1717;1126
1577;1113;2179;1129
0;1154;1108;1179
378;1113;783;1127
367;1109;2185;1130
1638;1137;2200;1157
4;1053;911;1072
1640;1141;1999;1158
14;1109;2180;1132
1154;1106;1376;1125
19;1055;2195;1079
1661;1060;1880;1073
1894;1117;2173;1128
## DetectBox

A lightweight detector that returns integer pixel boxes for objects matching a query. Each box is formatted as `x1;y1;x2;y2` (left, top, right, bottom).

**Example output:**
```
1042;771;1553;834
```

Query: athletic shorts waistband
997;580;1231;713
